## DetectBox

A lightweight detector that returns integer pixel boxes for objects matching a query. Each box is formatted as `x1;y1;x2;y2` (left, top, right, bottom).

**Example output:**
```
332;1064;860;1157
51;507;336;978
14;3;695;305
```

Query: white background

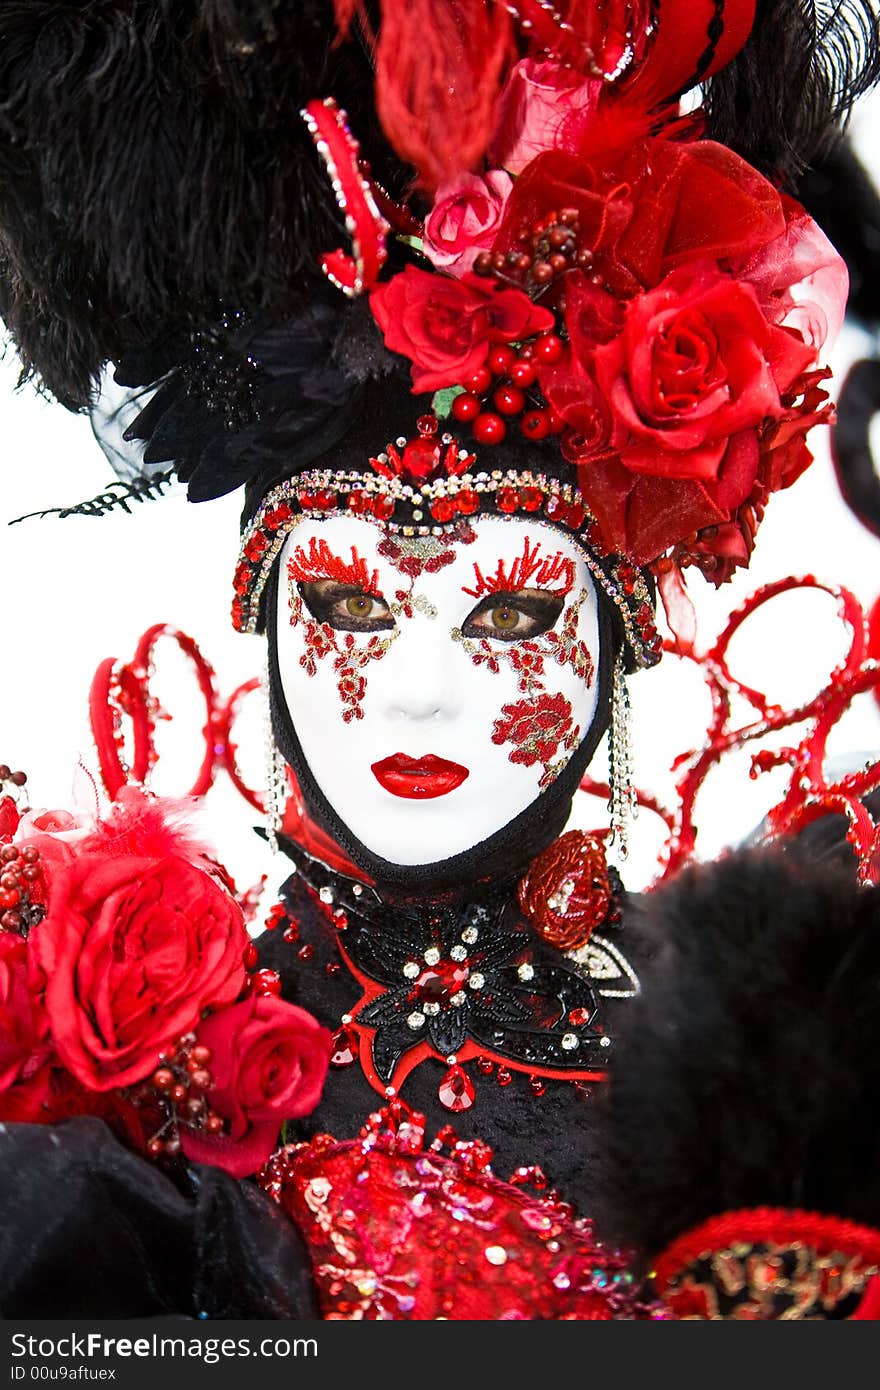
2;95;880;896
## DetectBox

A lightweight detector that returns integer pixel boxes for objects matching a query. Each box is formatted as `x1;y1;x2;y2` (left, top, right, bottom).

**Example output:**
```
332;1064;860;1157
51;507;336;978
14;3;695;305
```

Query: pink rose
489;59;602;175
423;171;513;277
15;808;92;842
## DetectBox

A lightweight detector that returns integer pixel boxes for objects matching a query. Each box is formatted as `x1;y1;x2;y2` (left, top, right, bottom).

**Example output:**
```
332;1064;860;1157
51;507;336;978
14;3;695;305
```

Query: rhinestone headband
233;457;661;670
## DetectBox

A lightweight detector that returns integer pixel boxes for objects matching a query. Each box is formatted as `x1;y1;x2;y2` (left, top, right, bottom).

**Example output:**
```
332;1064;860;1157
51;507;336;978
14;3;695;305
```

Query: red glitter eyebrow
462;537;575;599
287;536;381;596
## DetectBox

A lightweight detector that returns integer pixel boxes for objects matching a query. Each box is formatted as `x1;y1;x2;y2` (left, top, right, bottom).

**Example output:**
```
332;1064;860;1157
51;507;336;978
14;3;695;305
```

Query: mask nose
383;622;460;724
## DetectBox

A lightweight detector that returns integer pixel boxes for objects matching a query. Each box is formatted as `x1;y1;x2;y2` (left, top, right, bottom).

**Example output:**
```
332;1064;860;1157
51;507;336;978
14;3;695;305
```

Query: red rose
489;59;602;174
30;854;248;1091
370;266;553;393
180;994;332;1179
592;262;784;479
424;171;512;277
0;932;54;1120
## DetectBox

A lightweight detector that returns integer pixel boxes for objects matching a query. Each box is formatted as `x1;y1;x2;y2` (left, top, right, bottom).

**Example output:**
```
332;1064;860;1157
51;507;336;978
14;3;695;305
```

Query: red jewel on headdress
370;413;475;485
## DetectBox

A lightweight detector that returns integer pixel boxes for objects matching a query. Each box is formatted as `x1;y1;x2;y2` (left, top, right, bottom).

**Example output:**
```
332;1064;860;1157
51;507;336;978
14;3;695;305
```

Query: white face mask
274;513;601;865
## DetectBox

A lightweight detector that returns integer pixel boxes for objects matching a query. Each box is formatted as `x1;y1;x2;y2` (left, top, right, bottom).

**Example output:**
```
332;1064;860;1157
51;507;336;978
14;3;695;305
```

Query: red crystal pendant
411;960;469;1006
438;1063;475;1113
330;1024;359;1068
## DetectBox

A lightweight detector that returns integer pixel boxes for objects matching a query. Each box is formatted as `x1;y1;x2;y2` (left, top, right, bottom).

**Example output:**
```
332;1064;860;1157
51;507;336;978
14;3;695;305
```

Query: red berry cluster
139;945;283;1159
455;207;593;447
143;1033;222;1160
0;765;44;936
474;206;590;294
450;334;566;447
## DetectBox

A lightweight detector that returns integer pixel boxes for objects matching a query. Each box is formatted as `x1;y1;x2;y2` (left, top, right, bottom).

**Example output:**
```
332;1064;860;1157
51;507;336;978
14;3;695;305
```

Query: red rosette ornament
517;829;611;951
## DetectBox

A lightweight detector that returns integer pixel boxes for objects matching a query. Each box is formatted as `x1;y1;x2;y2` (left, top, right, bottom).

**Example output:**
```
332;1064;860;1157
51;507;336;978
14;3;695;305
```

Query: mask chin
265;563;619;899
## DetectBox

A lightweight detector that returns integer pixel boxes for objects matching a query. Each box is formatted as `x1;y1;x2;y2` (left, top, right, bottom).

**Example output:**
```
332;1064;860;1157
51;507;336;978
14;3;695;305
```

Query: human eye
297;580;395;632
460;588;565;643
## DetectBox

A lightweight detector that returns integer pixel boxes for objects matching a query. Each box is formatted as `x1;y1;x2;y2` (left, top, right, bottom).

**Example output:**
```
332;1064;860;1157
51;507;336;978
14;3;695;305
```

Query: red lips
371;753;470;800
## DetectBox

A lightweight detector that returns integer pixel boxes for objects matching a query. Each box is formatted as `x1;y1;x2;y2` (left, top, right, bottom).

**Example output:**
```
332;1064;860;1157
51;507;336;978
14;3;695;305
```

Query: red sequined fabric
259;1101;661;1320
518;830;611;950
654;1208;880;1320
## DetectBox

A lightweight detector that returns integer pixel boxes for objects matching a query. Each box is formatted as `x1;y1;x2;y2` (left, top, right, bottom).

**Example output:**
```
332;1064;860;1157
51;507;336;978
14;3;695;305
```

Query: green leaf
432;386;465;420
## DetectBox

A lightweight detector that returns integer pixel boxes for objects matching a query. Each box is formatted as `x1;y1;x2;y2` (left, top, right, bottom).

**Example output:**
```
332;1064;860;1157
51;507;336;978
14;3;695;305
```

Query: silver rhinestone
396;436;407;447
352;883;363;897
450;945;467;962
561;1033;578;1051
553;1272;570;1291
407;1011;425;1030
423;1002;440;1017
412;509;423;521
450;991;467;1008
517;963;535;982
424;947;440;966
469;973;485;991
600;1035;611;1048
319;886;334;904
485;1246;508;1267
403;961;420;980
461;926;478;945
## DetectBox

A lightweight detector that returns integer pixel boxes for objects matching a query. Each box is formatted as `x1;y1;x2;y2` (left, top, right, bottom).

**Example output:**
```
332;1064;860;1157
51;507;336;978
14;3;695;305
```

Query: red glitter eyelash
462;537;575;599
287;536;381;596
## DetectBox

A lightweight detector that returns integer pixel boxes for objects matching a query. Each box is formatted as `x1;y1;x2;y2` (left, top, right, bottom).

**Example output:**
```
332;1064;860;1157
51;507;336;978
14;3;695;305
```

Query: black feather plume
0;1;407;409
704;1;880;186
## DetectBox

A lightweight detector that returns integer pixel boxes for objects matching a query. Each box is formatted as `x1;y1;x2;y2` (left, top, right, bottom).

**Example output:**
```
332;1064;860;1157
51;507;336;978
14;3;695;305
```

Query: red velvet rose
424;171;512;277
370;266;554;392
180;994;332;1179
0;932;54;1120
30;854;248;1091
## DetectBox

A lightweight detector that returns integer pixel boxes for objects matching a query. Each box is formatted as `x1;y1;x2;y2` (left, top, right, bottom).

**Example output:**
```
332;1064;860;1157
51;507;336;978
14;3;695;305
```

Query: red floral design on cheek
491;692;580;790
543;590;595;687
289;590;396;723
453;588;595;694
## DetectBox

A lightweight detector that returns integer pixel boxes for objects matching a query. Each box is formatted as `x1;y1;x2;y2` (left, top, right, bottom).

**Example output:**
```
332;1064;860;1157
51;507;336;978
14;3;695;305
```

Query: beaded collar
276;835;639;1115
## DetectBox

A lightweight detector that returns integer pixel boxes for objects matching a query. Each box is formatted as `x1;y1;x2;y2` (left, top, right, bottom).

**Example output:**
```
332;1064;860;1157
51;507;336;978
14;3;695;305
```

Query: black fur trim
592;844;880;1255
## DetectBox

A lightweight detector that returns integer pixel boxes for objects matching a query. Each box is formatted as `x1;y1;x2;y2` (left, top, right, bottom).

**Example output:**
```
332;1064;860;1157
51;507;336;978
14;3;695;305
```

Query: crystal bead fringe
608;650;636;859
262;654;287;853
